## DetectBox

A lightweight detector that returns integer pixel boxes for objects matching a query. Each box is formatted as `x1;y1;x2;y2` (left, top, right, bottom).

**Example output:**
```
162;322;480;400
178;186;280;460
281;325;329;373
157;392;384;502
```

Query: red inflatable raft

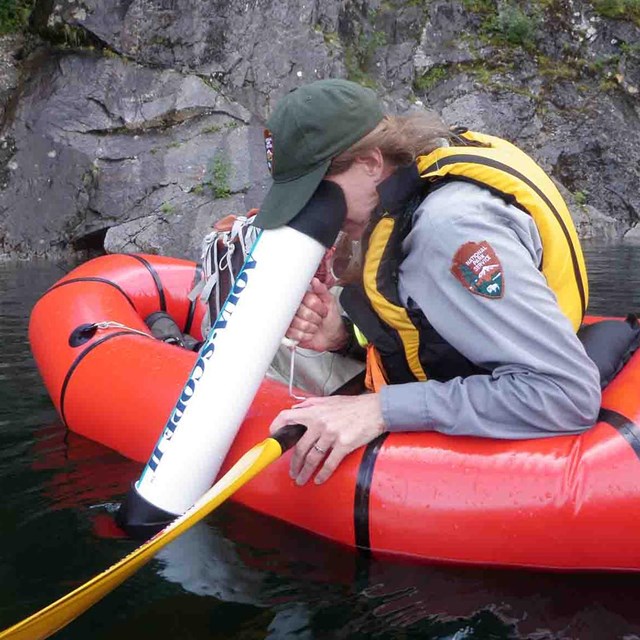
29;254;640;571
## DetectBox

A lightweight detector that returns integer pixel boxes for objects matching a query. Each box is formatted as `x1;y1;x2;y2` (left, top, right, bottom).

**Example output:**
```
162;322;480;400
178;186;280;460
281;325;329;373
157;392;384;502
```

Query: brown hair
327;111;452;176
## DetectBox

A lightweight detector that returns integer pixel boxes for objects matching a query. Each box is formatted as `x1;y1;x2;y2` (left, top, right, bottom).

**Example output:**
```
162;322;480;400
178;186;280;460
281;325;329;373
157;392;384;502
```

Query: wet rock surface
1;0;639;259
0;34;23;123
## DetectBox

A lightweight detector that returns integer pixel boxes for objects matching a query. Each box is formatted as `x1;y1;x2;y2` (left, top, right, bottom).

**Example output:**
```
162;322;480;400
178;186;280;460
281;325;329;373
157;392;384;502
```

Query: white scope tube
135;225;325;516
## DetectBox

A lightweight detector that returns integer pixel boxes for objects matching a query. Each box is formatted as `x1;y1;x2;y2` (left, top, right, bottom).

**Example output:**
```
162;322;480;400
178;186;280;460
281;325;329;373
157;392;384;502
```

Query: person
253;79;601;487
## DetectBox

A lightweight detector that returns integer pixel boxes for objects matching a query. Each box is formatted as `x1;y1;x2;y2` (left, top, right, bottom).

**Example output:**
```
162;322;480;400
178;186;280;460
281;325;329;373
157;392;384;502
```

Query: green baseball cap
254;79;384;230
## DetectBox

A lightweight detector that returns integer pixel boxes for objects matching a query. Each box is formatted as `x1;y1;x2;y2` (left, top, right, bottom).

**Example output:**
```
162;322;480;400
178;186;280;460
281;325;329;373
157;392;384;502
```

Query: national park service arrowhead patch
264;128;274;174
451;241;504;298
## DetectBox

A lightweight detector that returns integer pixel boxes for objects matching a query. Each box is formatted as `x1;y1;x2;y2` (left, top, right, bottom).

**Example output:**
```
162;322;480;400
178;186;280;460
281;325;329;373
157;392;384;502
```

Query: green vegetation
459;1;542;51
321;29;340;50
201;125;222;135
413;65;448;92
81;161;100;188
413;58;520;96
406;0;635;100
201;121;241;135
0;0;33;34
471;64;495;85
148;35;172;47
344;48;374;88
620;41;640;56
102;47;123;59
584;53;624;91
321;4;394;89
599;76;620;91
593;0;640;25
538;55;580;80
193;154;232;199
588;53;621;74
344;29;387;88
208;155;231;198
538;50;627;90
486;5;539;48
574;190;589;206
160;202;175;214
462;0;494;14
60;22;90;48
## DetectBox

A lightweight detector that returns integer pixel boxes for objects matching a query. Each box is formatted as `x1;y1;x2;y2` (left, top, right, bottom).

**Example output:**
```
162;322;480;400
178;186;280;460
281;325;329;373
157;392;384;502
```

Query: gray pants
267;346;364;396
266;286;364;396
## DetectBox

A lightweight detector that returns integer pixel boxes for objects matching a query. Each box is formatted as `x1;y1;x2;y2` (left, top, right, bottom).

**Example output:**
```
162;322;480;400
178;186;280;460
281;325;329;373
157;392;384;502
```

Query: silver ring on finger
313;443;328;454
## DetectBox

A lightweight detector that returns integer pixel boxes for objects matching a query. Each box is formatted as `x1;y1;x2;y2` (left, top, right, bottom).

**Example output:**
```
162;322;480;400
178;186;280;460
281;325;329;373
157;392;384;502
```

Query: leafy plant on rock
0;0;33;34
192;154;232;199
487;5;539;48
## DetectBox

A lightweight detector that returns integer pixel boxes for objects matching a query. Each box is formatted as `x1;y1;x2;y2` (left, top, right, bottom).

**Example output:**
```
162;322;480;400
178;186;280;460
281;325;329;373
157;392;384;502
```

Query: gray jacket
380;181;601;439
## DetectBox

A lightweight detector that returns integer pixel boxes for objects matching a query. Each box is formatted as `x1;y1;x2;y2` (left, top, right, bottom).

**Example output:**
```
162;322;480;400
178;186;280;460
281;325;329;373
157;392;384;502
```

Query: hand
269;394;385;485
285;277;348;352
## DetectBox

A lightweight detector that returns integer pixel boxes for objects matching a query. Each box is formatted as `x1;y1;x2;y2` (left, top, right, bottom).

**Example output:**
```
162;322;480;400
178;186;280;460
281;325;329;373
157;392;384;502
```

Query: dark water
2;244;640;640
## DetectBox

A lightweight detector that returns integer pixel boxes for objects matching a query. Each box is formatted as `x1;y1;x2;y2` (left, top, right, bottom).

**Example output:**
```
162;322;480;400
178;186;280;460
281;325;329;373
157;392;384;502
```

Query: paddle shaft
0;424;306;640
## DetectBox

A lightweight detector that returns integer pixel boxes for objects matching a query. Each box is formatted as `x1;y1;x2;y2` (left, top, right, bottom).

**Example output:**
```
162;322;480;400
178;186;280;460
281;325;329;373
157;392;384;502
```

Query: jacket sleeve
380;181;601;439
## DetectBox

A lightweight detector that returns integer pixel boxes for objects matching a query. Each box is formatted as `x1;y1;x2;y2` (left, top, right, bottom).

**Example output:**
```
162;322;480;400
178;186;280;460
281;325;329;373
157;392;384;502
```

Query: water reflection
3;245;640;639
153;502;640;639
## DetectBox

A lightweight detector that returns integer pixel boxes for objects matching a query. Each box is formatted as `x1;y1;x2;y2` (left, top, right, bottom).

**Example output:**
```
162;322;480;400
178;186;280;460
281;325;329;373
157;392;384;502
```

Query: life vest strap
365;345;389;392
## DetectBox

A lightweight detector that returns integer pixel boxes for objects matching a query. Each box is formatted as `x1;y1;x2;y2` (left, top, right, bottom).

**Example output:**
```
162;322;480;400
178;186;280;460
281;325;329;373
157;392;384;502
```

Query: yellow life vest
359;131;589;386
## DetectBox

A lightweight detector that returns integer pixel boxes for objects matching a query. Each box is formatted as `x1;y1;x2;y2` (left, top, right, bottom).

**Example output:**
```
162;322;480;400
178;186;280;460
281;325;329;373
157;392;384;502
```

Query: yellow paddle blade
0;437;284;640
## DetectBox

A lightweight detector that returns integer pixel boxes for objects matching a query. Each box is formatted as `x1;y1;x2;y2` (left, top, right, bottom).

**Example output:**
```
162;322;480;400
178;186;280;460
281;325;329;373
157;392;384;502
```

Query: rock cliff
0;0;638;259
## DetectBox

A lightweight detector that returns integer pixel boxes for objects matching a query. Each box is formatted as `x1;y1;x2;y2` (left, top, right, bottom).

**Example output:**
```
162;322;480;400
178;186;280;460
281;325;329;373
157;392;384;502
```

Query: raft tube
30;254;640;571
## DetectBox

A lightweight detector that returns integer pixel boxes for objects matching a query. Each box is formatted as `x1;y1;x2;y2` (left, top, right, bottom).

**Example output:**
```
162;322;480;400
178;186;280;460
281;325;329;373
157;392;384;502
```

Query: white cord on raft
94;321;152;339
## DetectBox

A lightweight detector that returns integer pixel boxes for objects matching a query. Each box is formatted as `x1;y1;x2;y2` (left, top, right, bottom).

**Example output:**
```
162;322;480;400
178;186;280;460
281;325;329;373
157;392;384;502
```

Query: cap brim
254;160;331;230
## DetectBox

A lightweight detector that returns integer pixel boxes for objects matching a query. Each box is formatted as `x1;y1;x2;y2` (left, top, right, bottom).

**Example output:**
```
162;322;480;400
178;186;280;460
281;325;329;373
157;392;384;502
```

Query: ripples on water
582;241;640;316
1;247;640;639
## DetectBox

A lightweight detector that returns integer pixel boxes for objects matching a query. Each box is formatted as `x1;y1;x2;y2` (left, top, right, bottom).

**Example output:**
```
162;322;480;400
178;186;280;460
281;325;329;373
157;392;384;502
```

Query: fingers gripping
269;396;385;487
